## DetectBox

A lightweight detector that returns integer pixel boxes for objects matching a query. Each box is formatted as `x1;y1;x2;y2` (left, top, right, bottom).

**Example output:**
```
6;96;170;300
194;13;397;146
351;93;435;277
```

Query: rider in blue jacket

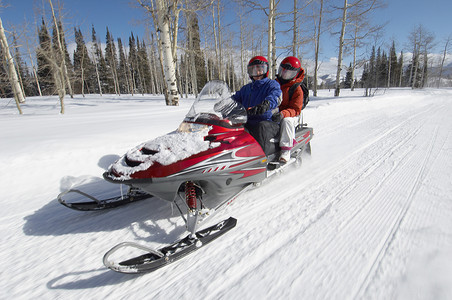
232;56;281;127
231;56;281;156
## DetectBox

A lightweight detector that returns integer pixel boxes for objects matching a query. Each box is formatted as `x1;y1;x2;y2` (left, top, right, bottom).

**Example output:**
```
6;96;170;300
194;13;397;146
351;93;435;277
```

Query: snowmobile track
206;104;446;299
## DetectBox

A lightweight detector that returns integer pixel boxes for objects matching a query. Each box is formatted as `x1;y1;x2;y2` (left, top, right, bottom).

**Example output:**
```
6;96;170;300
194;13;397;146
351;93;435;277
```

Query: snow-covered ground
1;87;452;299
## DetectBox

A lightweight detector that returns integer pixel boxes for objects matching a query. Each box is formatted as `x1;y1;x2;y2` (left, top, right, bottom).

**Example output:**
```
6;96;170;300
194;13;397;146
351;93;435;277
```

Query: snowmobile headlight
178;122;209;133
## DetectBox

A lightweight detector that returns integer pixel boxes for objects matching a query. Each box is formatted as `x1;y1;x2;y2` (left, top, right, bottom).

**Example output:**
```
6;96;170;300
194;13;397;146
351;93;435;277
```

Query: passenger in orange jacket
273;56;305;163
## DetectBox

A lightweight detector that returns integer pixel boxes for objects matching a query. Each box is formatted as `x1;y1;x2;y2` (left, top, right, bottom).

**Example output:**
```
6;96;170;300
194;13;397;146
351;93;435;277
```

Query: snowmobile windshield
183;81;247;128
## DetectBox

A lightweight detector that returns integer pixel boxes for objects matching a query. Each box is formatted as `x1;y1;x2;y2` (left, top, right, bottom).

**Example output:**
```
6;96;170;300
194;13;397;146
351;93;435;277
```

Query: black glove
272;112;283;122
248;100;270;116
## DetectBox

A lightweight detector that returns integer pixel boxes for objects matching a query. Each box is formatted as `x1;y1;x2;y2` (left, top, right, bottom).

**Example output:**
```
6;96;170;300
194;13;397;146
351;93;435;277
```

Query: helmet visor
278;65;299;81
248;64;268;77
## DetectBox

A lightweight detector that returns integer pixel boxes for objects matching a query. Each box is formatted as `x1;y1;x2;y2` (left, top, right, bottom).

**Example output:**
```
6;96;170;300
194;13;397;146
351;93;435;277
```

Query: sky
1;0;451;66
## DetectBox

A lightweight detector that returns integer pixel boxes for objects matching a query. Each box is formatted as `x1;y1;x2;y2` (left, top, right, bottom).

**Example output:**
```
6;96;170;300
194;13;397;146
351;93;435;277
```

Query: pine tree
398;51;404;87
73;28;95;95
117;37;130;94
128;33;138;94
389;41;398;87
13;35;31;96
36;18;54;95
138;39;152;94
105;28;121;94
91;26;108;95
186;12;206;93
344;63;353;88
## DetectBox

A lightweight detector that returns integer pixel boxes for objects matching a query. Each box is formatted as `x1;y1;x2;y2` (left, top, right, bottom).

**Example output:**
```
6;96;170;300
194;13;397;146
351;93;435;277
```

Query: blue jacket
232;77;281;126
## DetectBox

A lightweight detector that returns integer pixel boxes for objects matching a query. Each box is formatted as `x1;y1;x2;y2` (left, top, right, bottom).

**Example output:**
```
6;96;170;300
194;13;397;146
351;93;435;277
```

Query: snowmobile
58;80;313;273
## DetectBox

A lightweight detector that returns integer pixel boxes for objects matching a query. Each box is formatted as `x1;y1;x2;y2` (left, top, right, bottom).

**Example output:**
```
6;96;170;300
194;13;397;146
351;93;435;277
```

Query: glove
272;112;283;122
248;100;270;116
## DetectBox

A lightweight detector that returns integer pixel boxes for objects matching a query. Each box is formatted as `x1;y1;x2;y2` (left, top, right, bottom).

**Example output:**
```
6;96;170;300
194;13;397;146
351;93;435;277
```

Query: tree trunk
49;0;73;99
437;37;450;88
217;0;224;81
267;0;275;79
313;0;323;97
334;0;348;97
156;0;179;105
0;17;24;113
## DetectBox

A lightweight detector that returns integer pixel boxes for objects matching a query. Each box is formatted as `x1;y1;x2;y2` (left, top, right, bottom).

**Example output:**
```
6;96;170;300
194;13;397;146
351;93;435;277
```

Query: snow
1;87;452;299
111;126;214;180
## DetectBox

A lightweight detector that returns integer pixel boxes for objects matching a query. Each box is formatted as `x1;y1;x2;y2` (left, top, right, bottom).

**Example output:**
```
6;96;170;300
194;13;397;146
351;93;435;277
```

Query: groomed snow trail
1;89;451;299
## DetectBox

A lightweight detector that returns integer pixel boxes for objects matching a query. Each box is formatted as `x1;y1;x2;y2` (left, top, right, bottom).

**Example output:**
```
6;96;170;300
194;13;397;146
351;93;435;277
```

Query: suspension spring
185;181;197;209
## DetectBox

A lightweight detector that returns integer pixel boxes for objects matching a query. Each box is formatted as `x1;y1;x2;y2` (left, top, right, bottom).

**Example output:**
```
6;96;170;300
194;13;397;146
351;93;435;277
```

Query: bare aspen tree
408;25;434;89
155;0;179;105
48;0;73;99
0;17;24;113
437;35;451;88
267;0;276;78
216;0;225;81
237;7;247;86
313;0;324;96
334;0;347;97
137;0;180;105
291;0;297;56
334;0;383;96
27;39;42;96
212;2;221;80
242;0;279;78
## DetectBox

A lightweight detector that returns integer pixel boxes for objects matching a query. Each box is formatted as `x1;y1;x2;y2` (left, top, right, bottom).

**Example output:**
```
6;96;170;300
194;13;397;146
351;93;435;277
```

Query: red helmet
247;56;269;79
278;56;303;81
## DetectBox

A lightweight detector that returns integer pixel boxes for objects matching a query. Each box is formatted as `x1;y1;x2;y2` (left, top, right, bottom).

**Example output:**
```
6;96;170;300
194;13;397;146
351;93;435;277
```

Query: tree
313;0;324;96
186;11;207;94
73;28;94;96
91;26;107;95
344;62;353;88
117;37;131;94
407;25;434;89
0;16;24;113
334;0;348;97
137;0;179;105
49;0;73;103
437;35;451;88
104;27;120;94
36;18;54;95
333;0;384;96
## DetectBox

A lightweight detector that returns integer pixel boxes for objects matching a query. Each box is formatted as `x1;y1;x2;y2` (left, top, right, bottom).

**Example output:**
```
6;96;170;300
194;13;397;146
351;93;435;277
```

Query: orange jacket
276;69;305;118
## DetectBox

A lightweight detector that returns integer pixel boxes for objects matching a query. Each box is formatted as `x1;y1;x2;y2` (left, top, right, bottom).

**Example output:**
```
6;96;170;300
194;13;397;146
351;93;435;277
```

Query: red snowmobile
58;80;313;273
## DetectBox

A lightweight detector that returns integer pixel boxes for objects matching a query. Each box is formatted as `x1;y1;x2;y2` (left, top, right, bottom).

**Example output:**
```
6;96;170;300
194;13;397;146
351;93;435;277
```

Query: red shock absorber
185;181;197;209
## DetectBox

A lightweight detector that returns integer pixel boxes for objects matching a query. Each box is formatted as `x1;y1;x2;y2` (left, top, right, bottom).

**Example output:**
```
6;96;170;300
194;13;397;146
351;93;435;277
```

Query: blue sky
1;0;451;63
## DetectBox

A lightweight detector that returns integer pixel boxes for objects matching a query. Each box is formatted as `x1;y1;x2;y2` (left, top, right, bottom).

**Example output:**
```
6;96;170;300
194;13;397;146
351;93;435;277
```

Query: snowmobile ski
57;188;151;211
103;217;237;274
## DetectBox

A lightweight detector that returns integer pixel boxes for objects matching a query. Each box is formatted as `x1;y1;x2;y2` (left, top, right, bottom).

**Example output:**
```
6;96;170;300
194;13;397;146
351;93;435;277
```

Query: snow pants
246;121;280;156
279;115;301;151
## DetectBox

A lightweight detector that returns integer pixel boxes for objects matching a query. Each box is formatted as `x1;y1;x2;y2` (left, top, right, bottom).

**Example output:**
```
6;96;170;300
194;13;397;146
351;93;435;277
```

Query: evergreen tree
398;51;404;87
186;12;206;93
36;18;54;95
13;36;33;96
344;63;353;88
104;27;119;94
128;33;138;94
117;37;130;94
389;41;398;87
379;50;388;87
138;39;152;93
0;45;13;97
91;26;108;94
73;28;95;95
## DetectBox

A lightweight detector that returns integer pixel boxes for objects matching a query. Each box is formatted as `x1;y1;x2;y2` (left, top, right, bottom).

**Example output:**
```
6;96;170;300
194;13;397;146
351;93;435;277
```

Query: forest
1;0;451;114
